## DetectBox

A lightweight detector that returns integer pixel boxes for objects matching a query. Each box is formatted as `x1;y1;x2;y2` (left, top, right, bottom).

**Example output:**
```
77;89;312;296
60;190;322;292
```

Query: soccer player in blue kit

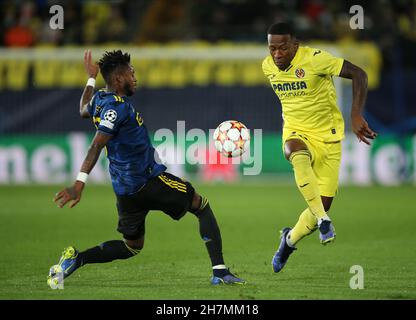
50;50;244;285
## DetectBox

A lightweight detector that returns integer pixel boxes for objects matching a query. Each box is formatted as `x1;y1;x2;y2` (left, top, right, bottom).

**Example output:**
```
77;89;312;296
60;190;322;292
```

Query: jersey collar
290;47;302;66
101;88;127;99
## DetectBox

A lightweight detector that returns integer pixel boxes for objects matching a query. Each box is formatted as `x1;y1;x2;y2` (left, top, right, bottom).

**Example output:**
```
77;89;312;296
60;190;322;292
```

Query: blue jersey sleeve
97;100;128;135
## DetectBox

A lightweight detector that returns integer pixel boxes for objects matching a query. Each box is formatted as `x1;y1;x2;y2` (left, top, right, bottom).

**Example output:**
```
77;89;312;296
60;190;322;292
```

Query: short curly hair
267;22;296;38
98;50;131;84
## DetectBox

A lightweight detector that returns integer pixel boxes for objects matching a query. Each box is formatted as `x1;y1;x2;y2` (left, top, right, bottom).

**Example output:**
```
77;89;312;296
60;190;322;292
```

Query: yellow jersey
262;46;345;142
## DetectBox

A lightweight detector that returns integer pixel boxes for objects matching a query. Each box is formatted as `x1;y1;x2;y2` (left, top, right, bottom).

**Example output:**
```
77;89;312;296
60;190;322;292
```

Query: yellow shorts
282;129;342;197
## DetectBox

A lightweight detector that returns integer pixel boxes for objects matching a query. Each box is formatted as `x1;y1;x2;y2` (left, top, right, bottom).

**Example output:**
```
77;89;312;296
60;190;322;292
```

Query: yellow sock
290;150;326;219
287;208;318;246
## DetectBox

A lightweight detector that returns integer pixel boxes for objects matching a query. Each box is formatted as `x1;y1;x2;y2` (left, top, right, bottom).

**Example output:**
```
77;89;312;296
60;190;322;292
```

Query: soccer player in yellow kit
262;23;377;272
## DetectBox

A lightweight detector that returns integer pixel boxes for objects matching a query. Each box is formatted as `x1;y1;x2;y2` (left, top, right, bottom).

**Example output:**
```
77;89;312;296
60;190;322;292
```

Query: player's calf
190;193;245;285
77;240;141;264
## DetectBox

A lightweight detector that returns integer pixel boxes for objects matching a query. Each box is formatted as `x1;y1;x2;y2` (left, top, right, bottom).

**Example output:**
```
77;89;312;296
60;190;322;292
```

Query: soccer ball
213;120;250;157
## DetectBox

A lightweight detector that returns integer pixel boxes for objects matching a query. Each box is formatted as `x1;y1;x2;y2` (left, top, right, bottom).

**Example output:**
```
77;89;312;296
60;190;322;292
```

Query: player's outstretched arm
80;50;99;118
54;131;111;208
339;60;377;145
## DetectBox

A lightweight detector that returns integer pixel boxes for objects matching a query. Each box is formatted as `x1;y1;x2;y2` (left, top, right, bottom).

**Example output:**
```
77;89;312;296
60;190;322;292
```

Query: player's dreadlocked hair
98;50;131;84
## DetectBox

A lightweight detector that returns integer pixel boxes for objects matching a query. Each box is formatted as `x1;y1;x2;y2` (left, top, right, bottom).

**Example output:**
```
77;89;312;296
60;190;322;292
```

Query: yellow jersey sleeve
310;49;344;77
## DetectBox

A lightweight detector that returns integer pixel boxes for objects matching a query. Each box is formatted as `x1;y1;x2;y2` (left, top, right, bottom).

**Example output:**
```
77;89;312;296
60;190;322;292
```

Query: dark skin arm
80;50;99;118
339;60;377;145
54;131;112;208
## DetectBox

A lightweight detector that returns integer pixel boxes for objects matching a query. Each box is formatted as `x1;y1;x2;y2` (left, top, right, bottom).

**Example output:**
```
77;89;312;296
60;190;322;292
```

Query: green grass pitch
0;183;415;300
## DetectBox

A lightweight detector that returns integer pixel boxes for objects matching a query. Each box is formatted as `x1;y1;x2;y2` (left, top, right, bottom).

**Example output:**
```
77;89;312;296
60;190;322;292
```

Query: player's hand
54;181;85;208
351;114;377;145
84;49;99;79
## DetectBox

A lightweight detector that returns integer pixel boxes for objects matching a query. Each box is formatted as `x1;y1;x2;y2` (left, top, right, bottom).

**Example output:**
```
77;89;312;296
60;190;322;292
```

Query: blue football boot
211;269;246;285
319;220;336;245
56;246;80;278
272;227;296;273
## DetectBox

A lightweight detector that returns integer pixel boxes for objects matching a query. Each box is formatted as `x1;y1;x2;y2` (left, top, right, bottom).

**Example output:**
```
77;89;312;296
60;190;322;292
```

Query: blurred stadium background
0;0;415;185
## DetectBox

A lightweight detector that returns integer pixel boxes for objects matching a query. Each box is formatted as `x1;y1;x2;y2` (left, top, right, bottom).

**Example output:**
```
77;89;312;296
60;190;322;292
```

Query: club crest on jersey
104;109;117;122
295;68;305;78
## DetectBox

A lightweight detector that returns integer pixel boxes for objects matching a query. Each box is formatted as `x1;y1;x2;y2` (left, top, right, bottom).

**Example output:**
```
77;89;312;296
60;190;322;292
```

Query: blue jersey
88;90;166;195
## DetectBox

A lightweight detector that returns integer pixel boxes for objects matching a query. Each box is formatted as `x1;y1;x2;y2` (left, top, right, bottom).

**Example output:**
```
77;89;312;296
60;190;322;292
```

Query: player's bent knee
189;193;209;216
124;238;144;251
284;139;309;161
190;192;202;212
